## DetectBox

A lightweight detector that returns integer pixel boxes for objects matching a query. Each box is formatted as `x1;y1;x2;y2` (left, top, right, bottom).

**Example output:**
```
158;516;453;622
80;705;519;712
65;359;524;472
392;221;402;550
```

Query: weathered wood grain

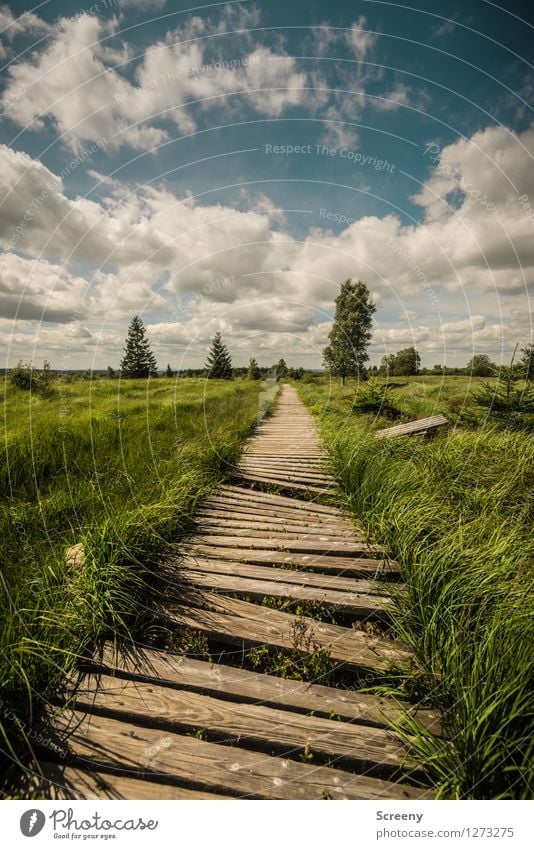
46;710;432;799
179;556;390;595
178;567;391;617
185;535;383;557
167;592;412;671
218;485;341;514
375;415;448;439
67;674;419;774
26;761;230;800
89;648;441;733
179;545;399;578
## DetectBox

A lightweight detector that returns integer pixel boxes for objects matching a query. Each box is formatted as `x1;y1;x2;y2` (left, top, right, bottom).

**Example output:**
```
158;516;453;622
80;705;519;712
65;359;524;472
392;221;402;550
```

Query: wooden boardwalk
32;385;437;801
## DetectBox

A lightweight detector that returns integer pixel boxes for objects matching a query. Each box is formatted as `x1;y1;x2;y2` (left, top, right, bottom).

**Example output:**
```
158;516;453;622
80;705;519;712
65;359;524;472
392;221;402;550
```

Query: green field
301;373;510;422
0;377;262;773
297;375;534;799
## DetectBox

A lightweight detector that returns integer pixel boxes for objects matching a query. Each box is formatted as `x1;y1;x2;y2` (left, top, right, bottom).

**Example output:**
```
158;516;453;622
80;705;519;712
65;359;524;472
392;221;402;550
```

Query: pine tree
165;363;175;378
205;332;233;379
120;316;158;378
323;280;376;385
247;357;261;380
520;344;534;381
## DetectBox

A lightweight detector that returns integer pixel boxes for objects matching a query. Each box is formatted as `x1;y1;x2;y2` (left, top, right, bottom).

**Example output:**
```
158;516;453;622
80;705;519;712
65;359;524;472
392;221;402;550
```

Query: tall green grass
0;377;261;777
298;380;534;799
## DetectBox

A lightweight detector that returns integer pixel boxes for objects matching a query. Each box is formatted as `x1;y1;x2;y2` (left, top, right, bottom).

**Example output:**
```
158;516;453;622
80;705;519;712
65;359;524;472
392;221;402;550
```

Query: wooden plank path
33;384;437;800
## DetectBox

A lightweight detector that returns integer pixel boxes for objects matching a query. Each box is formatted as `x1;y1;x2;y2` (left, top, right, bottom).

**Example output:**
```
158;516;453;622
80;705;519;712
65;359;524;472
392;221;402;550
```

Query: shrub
352;377;401;418
9;360;54;395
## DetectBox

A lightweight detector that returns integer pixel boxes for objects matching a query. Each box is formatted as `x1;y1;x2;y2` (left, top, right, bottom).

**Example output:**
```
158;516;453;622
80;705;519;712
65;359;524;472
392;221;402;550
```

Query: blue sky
0;0;532;368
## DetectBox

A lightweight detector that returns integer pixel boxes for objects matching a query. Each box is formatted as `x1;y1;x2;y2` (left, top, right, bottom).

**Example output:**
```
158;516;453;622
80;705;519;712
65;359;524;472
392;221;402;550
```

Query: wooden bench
375;414;448;440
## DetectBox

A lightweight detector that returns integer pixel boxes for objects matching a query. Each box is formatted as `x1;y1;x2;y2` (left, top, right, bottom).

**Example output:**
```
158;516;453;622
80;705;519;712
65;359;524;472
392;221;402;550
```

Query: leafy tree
205;332;233;379
393;347;421;376
288;366;305;380
275;358;288;379
379;354;397;376
323;280;376;384
466;354;494;377
519;344;534;381
120;316;158;378
247;357;261;380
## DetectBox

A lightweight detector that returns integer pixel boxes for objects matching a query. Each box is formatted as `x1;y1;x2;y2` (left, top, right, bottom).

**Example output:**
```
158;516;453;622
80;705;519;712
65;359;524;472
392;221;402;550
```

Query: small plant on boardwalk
161;626;211;660
260;596;338;623
299;743;313;763
248;617;334;683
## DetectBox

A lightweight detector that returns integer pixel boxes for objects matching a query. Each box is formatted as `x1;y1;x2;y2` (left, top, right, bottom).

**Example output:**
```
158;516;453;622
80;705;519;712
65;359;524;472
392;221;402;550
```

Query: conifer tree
205;332;233;379
520;344;534;381
120;316;158;378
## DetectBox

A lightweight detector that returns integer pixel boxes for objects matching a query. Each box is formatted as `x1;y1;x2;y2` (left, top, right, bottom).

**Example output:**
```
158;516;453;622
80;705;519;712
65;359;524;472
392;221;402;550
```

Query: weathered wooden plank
179;568;391;617
195;525;365;543
375;415;448;439
46;710;432;799
90;648;441;733
244;451;325;457
238;468;336;485
202;498;349;525
246;435;319;439
235;473;335;494
180;545;399;578
238;474;334;487
27;762;229;800
240;459;330;470
179;556;389;595
237;456;328;466
219;486;341;515
245;443;321;450
68;674;419;774
167;592;411;671
197;508;354;531
185;536;383;557
239;459;333;473
195;511;356;541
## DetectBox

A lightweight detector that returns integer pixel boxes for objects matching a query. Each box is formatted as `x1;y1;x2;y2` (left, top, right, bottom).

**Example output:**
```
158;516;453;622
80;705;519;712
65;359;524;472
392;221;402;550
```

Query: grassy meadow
297;375;534;799
0;376;262;776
